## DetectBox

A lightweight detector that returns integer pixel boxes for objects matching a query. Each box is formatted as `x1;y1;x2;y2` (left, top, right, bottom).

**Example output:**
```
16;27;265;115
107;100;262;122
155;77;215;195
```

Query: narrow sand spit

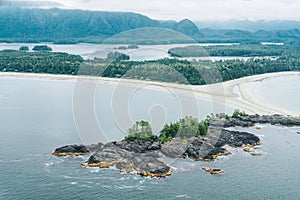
1;71;299;116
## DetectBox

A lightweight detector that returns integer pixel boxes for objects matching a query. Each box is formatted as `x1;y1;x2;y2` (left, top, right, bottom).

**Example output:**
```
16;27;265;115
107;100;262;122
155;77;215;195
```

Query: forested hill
0;8;204;43
2;7;300;44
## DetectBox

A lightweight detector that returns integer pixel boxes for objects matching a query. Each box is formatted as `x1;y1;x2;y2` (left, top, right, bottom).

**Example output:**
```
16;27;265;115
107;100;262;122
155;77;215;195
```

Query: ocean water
0;76;300;199
254;74;300;114
0;43;187;60
0;43;237;61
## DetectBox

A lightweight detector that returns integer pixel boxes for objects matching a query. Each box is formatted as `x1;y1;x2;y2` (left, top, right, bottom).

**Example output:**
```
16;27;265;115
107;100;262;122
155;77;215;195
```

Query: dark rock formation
52;143;103;156
251;153;263;156
81;142;171;177
52;145;90;156
54;127;260;177
202;167;224;175
159;137;194;158
224;115;300;127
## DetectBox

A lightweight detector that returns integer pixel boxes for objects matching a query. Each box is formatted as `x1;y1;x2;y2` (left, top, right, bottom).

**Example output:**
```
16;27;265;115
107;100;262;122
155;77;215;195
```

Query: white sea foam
176;194;191;198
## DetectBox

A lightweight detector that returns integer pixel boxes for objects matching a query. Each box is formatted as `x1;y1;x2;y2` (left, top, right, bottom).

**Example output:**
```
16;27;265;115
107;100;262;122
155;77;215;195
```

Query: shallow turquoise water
0;77;299;200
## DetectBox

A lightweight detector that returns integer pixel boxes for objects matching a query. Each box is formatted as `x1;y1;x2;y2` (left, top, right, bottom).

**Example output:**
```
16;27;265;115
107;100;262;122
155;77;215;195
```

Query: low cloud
2;0;300;21
0;0;64;8
56;0;300;21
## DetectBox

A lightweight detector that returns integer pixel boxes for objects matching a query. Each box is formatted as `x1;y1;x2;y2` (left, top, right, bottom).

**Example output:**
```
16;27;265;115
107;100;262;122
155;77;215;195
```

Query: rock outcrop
52;145;90;156
202;167;224;175
81;142;172;177
224;114;300;128
52;143;103;156
52;114;300;178
52;128;260;177
250;153;263;156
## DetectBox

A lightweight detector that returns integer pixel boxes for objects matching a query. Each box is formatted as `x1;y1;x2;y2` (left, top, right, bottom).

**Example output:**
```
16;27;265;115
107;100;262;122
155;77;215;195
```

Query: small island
52;111;300;178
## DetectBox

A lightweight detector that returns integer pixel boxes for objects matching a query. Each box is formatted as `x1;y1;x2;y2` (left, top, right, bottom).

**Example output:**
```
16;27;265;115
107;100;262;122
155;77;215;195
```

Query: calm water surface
254;74;300;114
0;43;238;61
0;76;299;200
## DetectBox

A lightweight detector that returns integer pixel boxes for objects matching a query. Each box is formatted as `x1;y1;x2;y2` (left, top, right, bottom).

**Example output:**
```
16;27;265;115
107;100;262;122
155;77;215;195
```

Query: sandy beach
1;71;299;116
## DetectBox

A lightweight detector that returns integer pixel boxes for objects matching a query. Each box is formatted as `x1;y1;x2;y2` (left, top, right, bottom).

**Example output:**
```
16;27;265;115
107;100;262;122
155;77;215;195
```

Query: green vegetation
177;116;201;138
19;46;29;51
214;110;249;121
215;113;231;120
106;52;130;61
0;8;203;44
103;27;196;45
1;44;300;87
128;44;139;49
197;118;210;136
125;120;155;142
159;116;211;142
168;45;283;57
182;139;189;145
159;122;180;142
115;46;128;50
115;45;139;50
1;8;300;44
0;50;83;74
88;44;300;85
232;109;248;119
32;45;53;52
124;110;262;142
125;116;211;143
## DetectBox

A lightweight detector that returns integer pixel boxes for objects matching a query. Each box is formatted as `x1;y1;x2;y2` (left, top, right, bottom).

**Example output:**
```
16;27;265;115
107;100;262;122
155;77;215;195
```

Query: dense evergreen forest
0;50;83;74
168;45;287;57
84;57;300;85
1;44;299;85
82;44;300;85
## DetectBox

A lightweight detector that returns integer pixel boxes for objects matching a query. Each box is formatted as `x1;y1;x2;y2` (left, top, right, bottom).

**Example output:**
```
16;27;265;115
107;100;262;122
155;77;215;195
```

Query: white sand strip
1;71;299;116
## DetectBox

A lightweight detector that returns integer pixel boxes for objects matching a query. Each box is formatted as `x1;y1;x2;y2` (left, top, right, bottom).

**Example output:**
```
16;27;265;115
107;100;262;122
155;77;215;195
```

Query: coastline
1;71;299;116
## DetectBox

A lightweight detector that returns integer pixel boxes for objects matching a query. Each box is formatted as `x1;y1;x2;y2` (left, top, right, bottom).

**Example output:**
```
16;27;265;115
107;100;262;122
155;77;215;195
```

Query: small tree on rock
125;120;154;141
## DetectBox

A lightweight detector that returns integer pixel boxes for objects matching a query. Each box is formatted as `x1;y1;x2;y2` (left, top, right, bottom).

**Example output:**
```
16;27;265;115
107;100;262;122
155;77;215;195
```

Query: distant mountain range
0;7;300;44
201;28;300;44
0;8;203;44
196;20;300;32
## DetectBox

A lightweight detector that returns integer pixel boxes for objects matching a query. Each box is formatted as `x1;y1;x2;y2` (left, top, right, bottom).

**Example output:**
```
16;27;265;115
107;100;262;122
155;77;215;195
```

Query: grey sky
9;0;300;21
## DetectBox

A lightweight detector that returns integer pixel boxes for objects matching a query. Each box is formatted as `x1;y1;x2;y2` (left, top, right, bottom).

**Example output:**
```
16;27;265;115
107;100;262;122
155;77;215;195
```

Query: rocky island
52;111;300;178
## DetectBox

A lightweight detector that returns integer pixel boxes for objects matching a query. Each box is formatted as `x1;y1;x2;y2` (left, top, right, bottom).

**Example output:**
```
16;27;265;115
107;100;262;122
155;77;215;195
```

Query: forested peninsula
1;44;300;85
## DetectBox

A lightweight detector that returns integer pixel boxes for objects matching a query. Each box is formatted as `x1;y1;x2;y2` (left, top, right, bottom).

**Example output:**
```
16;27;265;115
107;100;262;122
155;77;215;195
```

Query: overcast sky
9;0;300;21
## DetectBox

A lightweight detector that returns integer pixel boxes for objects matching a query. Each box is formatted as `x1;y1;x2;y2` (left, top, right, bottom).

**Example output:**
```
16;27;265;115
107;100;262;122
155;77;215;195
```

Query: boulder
251;153;263;156
52;144;90;156
202;167;224;175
